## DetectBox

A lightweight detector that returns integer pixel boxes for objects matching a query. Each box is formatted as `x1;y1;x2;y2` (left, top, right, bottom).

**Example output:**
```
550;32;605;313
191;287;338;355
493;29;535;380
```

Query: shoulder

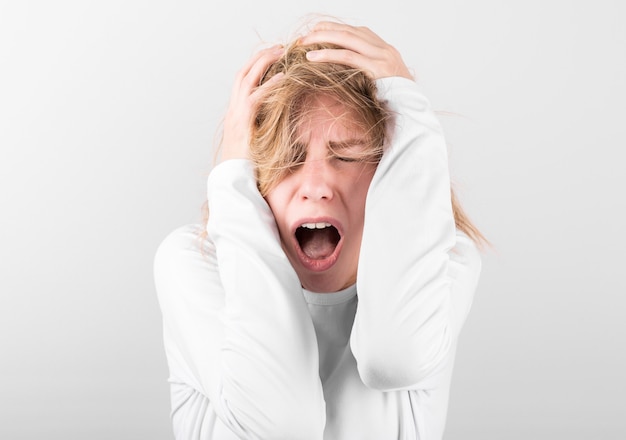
154;224;215;269
154;224;221;305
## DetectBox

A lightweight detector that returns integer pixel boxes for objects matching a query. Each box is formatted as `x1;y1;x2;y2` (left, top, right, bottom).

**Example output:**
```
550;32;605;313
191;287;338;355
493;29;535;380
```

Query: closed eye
333;155;359;163
328;140;370;163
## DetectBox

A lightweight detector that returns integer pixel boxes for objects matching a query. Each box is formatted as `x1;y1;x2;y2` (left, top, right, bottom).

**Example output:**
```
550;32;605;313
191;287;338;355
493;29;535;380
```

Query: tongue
300;228;337;259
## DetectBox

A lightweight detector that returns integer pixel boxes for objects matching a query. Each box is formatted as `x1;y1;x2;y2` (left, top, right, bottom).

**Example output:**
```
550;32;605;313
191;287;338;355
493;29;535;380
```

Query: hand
220;45;285;162
298;22;413;81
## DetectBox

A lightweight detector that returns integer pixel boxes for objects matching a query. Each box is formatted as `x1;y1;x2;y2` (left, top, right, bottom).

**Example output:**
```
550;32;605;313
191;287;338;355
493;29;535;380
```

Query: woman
155;21;486;440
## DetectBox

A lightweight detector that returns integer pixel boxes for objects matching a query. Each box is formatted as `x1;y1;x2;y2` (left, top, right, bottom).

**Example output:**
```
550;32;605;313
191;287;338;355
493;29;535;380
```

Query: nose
297;158;334;202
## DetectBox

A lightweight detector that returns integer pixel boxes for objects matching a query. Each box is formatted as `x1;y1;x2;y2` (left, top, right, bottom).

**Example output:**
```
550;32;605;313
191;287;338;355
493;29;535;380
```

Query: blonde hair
202;41;489;250
251;42;387;196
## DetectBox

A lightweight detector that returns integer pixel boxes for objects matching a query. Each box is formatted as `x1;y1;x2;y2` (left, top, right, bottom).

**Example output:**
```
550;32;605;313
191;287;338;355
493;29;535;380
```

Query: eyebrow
327;139;368;150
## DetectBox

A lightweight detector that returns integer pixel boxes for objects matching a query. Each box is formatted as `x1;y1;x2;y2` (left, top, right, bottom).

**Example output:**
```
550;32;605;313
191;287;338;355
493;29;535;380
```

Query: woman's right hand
298;22;413;81
220;45;285;162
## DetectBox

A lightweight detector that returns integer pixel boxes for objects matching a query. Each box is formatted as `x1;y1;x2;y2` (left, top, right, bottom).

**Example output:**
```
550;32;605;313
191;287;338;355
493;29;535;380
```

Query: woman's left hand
298;22;413;81
219;45;285;163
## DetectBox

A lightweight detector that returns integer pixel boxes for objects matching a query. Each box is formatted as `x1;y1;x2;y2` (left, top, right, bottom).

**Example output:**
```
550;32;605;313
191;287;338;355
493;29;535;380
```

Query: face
265;95;377;293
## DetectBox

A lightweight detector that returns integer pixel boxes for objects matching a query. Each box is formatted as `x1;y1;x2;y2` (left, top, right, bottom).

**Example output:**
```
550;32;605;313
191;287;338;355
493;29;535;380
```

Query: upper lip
291;217;343;237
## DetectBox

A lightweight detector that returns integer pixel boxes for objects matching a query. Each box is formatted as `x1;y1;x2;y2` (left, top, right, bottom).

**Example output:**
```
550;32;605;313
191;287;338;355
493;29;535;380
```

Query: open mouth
295;222;341;260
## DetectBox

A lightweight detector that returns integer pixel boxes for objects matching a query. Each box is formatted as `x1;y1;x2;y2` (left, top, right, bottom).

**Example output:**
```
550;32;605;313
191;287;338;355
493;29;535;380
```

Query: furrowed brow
328;139;368;150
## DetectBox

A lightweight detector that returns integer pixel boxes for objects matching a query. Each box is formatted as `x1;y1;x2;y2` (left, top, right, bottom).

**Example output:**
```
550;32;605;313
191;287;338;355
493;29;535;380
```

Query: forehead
298;94;365;139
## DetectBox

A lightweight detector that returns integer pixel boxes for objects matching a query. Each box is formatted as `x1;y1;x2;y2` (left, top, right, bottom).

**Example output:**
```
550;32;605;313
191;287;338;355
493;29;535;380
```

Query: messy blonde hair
202;41;489;249
251;42;387;196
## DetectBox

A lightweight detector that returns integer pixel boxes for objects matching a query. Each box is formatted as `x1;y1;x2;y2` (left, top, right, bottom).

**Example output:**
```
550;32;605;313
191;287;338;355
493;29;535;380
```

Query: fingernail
306;51;319;60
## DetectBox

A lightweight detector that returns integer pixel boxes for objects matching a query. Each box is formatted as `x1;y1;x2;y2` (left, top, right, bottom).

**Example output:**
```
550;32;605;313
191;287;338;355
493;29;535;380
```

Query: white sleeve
350;77;482;392
154;160;325;439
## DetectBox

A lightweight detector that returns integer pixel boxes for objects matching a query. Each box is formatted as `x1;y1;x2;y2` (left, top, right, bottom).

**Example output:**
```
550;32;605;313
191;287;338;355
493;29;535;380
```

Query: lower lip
294;239;343;272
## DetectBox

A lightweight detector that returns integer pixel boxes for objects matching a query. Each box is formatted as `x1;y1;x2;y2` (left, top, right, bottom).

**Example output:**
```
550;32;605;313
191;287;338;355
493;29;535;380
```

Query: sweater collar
302;283;357;306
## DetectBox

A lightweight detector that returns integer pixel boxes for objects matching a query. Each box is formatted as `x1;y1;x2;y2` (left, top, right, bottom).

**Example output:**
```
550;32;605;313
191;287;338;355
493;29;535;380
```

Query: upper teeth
301;222;332;229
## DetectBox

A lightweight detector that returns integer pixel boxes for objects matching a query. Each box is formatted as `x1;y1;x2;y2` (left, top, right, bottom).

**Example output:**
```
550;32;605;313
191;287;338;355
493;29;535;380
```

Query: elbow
354;330;453;391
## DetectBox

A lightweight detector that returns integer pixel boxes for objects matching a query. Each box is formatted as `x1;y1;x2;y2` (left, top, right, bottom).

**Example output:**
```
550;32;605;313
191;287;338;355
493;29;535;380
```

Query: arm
209;159;326;436
155;163;325;440
302;23;481;391
154;46;325;439
357;81;482;393
352;77;477;391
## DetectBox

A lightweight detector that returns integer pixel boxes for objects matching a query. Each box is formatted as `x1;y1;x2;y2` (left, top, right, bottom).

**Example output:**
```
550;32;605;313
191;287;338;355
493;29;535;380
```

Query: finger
242;72;286;123
244;47;284;88
303;31;383;59
236;45;284;87
305;48;376;77
302;22;383;49
251;71;284;98
309;21;378;40
306;46;412;80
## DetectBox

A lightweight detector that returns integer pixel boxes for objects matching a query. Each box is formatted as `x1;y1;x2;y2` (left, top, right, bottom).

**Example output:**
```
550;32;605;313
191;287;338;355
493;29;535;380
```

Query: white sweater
154;77;482;440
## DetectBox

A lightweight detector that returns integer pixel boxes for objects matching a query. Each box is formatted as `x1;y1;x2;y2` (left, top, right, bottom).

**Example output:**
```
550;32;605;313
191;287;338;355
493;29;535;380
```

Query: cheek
344;169;374;227
265;186;290;232
353;166;376;202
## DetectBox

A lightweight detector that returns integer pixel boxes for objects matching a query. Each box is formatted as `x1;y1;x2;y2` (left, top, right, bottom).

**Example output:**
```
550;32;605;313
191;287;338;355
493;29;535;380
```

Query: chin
297;265;356;293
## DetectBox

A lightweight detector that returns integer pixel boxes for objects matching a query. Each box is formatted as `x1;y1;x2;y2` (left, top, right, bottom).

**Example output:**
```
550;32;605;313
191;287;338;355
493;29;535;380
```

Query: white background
1;0;625;438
